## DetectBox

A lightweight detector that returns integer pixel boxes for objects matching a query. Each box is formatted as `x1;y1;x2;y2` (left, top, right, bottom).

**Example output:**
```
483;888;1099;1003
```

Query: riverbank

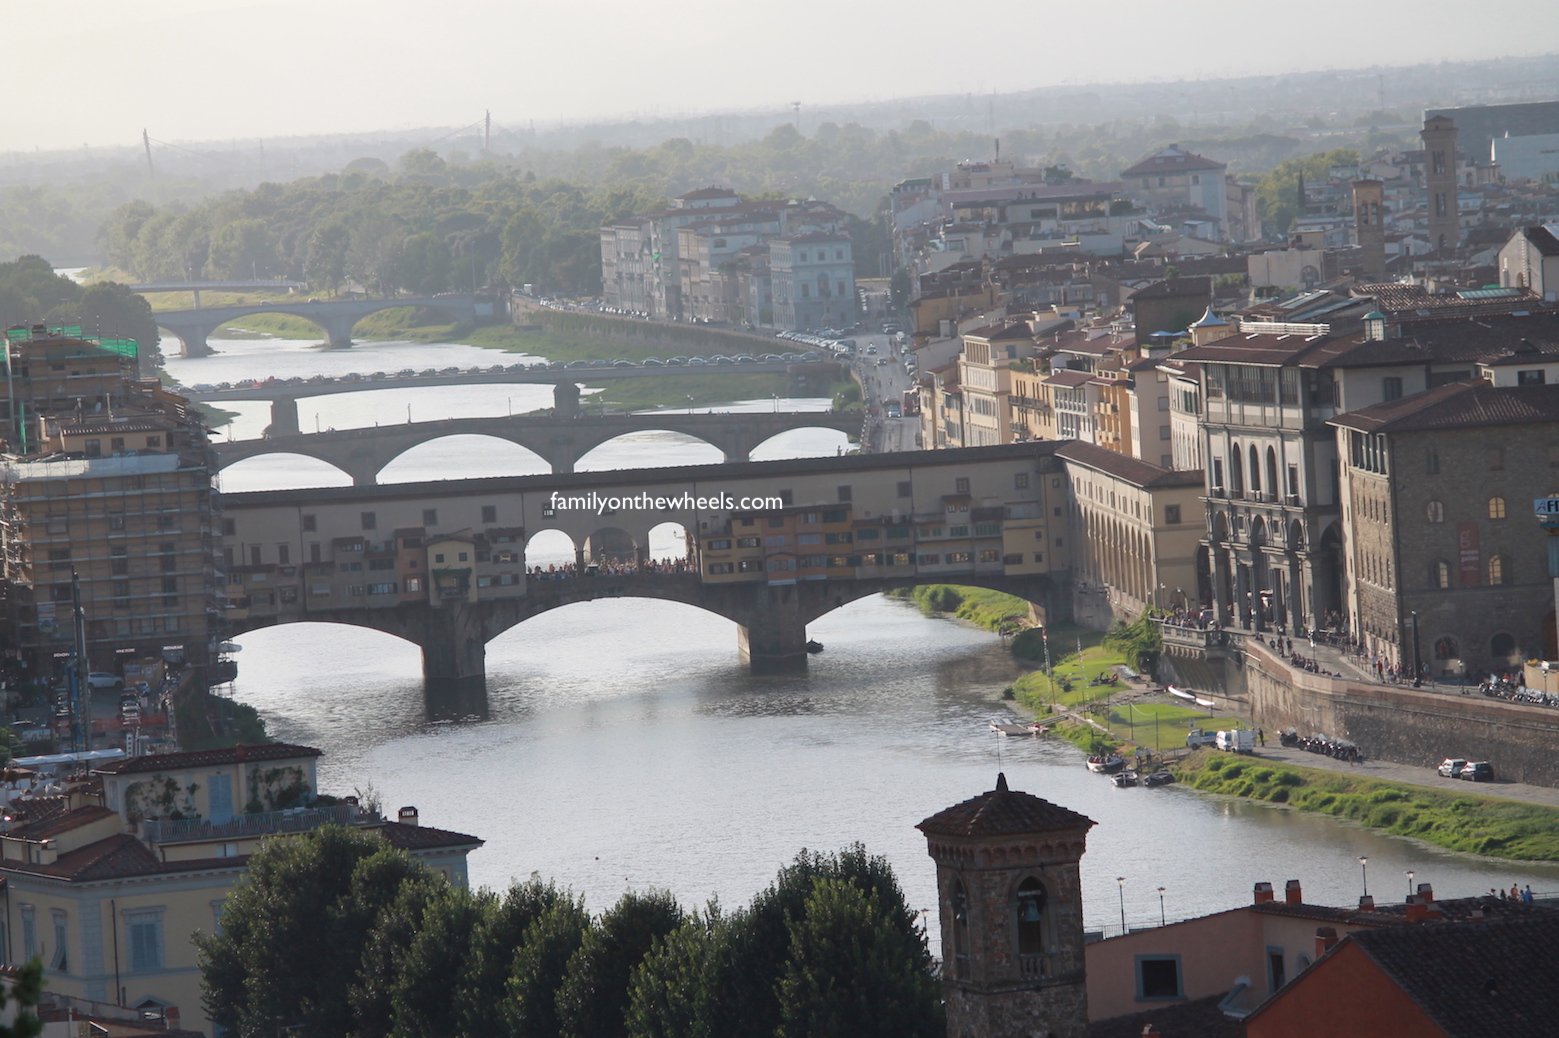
1173;749;1559;862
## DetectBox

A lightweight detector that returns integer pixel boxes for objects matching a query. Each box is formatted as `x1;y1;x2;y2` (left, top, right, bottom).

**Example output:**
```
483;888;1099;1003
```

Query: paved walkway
1245;741;1559;809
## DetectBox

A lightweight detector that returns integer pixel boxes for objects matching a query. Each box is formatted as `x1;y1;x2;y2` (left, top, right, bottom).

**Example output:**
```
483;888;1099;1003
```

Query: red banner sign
1457;522;1481;585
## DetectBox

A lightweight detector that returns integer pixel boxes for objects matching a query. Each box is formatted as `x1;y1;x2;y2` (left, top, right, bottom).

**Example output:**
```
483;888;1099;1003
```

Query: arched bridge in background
155;295;479;356
213;410;863;481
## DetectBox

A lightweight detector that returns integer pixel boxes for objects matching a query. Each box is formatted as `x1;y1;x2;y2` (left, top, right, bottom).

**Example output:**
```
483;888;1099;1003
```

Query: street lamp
1157;886;1166;927
1406;869;1415;899
1358;856;1369;898
1116;876;1126;935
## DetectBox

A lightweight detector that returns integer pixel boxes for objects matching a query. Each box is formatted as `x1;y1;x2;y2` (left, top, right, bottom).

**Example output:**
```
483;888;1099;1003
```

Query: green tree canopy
557;890;684;1038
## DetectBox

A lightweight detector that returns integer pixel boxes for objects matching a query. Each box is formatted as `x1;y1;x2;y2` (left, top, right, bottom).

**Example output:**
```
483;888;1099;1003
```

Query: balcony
1018;953;1053;979
141;803;365;844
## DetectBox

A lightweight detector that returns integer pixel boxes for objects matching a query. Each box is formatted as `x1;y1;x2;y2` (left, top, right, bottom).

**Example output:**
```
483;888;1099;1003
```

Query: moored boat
1086;754;1125;774
1111;770;1138;788
1143;770;1175;787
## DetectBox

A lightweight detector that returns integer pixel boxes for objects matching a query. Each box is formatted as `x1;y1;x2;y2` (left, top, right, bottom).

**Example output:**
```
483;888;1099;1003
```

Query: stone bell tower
918;773;1095;1038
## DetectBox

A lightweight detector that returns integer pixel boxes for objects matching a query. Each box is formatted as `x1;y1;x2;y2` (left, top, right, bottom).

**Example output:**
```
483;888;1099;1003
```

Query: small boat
1026;722;1049;735
1086;754;1125;774
805;640;824;654
1143;770;1175;787
1111;770;1138;788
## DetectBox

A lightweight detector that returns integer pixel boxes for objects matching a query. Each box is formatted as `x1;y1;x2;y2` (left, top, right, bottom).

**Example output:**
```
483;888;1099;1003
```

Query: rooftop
918;773;1094;839
1056;441;1205;489
1121;145;1227;177
94;743;322;776
1330;381;1559;434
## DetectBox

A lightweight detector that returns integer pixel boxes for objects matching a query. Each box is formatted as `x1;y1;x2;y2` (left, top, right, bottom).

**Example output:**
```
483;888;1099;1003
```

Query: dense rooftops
1330;381;1559;434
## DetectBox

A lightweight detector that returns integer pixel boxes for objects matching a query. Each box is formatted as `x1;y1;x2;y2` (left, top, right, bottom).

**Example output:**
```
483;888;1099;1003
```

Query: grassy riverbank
1175;750;1559;861
888;585;1033;630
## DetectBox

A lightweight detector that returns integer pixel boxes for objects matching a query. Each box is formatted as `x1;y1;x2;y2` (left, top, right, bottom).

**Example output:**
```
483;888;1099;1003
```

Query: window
737;537;761;548
126;910;163;972
706;562;734;575
482;505;497;523
708;539;731;550
1382;377;1403;401
955;477;970;493
1268;949;1287;992
422;509;438;526
1014;473;1029;489
1488;496;1506;520
20;907;34;961
1434;636;1459;660
1550;446;1559;468
1431;560;1451;588
1491;632;1517;659
277;544;290;565
405;577;422;593
368;583;396;595
1137;956;1182;1000
1016;878;1047;957
249;545;262;566
1489;448;1505;471
50;910;67;972
918;554;941;565
837;485;852;502
979;549;1000;562
1425;500;1444;523
1518;369;1547;386
1164;505;1181;524
360;511;378;530
948;552;972;564
302;515;317;532
1488;555;1509;586
738;560;763;573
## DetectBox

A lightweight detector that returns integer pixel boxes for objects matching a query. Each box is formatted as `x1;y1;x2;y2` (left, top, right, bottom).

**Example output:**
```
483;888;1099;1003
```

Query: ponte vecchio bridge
219;444;1073;718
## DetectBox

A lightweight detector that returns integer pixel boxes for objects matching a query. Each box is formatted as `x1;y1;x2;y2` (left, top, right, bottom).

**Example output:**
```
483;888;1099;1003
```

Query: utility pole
484;109;491;155
70;570;89;754
142;128;154;179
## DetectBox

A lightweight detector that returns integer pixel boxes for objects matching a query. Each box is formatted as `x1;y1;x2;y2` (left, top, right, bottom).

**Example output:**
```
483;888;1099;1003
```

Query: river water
168;333;1559;939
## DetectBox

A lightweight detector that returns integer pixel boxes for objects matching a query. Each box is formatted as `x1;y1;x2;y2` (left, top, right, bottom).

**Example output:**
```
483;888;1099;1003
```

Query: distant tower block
919;773;1096;1038
1421;115;1461;254
1352;179;1387;282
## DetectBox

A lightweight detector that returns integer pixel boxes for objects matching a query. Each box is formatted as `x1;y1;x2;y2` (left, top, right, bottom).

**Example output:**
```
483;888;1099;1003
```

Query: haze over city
6;0;1558;150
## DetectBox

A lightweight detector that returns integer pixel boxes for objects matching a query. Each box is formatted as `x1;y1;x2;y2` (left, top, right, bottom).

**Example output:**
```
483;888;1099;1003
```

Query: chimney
1141;1026;1158;1037
397;806;419;827
1358;895;1375;911
1314;926;1339;957
1405;896;1429;922
1254;882;1275;904
1285;880;1303;905
1416;882;1434;904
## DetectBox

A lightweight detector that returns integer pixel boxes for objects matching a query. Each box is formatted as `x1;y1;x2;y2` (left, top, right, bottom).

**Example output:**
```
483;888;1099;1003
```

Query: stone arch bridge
214;410;862;482
156;295;478;356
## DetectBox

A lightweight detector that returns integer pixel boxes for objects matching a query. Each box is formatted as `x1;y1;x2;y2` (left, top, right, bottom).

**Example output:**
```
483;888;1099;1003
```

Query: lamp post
1358;856;1369;898
1157;886;1167;927
1116;876;1126;935
1411;610;1422;687
1406;869;1415;899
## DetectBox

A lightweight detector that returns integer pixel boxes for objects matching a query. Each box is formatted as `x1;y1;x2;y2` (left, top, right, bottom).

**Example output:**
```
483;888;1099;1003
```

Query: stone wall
1242;640;1559;785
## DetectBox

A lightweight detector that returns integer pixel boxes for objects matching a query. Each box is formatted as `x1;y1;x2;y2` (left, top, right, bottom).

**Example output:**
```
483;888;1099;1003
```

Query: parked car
87;672;122;691
1437;758;1468;778
1460;761;1494;782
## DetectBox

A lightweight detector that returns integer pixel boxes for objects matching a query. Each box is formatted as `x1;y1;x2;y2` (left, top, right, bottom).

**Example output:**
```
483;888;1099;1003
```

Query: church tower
919;774;1095;1038
1352;179;1387;282
1421;115;1460;255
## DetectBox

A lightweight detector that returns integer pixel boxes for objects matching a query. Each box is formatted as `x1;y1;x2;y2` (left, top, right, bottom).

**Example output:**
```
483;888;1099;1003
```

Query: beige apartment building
0;743;480;1036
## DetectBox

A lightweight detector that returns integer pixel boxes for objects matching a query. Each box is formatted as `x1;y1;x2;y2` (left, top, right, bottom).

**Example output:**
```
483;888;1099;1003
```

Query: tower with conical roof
1188;305;1231;347
918;774;1095;1038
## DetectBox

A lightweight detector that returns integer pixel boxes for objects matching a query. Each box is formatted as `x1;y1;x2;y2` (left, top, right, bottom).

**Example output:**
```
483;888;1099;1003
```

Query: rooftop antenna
142;128;154;179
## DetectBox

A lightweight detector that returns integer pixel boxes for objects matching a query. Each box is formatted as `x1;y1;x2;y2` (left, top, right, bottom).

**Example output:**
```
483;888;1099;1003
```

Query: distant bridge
219;443;1073;718
154;295;479;356
187;358;843;430
214;410;862;481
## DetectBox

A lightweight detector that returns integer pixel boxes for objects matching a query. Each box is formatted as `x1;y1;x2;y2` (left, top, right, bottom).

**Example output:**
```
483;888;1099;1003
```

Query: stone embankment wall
1241;641;1559;786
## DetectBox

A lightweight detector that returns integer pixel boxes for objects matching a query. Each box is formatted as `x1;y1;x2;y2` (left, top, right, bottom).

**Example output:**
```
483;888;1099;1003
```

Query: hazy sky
6;0;1556;152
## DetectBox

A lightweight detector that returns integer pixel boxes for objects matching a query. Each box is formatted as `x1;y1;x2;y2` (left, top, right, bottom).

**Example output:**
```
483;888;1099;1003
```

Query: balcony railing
1018;953;1053;979
141;803;364;844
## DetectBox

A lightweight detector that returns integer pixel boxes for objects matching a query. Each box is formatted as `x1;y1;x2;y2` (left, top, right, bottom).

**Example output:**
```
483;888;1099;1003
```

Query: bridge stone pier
218;442;1074;718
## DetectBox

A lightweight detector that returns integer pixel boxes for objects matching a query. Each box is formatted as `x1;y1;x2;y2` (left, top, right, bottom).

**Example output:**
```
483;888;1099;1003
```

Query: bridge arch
647;521;692;563
750;424;854;461
377;435;552;485
525;529;579;572
217;452;355;492
571;429;726;472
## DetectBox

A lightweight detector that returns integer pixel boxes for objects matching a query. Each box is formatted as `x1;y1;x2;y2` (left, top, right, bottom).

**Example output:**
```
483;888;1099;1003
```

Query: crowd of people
527;557;692;580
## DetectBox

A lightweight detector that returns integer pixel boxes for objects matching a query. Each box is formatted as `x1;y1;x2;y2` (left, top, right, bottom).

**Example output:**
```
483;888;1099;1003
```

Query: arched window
1425;500;1444;523
1491;632;1517;659
1249;445;1262;495
1016;878;1047;957
1434;636;1459;660
1229;445;1244;494
1266;447;1279;501
1431;560;1451;589
1488;555;1508;586
1488;496;1507;520
951;880;970;979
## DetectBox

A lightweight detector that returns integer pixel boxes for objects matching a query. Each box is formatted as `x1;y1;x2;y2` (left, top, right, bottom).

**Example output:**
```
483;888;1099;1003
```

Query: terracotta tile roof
1131;276;1213;301
0;832;247;882
918;773;1094;838
374;820;485;851
1336;915;1559;1038
1121;146;1226;177
94;743;321;776
1057;441;1204;489
1330;381;1559;434
1044;369;1094;388
1173;332;1348;367
5;805;115;842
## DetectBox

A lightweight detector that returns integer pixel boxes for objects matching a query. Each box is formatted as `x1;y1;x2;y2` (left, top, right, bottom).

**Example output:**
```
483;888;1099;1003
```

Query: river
170;332;1559;940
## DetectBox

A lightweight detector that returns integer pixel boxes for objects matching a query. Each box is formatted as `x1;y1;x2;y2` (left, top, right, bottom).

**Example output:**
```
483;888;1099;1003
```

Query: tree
556;890;684;1038
777;879;942;1038
387;884;487;1038
505;897;591;1038
305;222;352;295
349;872;446;1038
207;218;274;279
625;908;730;1038
0;958;42;1038
399;232;452;295
197;826;431;1038
459;878;571;1038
